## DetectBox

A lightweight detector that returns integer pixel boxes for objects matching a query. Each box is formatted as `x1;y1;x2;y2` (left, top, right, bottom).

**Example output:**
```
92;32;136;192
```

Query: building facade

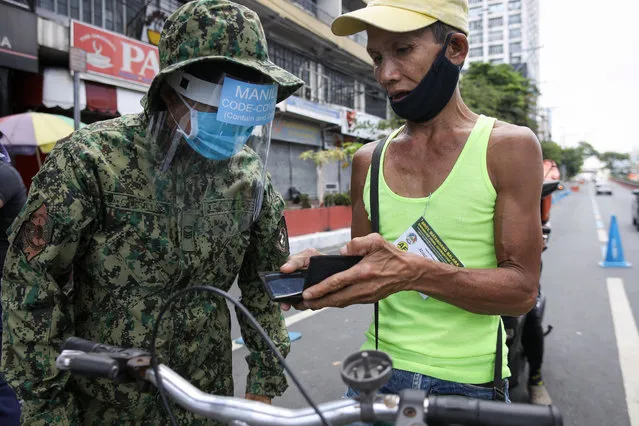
465;0;540;84
0;0;388;201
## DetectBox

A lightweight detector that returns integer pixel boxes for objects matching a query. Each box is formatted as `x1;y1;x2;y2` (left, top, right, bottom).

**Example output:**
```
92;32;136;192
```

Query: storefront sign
0;3;38;73
341;109;387;141
282;96;342;125
71;21;159;92
272;116;322;146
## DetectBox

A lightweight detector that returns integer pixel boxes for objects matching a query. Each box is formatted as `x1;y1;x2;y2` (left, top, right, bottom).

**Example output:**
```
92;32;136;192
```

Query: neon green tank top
362;115;510;384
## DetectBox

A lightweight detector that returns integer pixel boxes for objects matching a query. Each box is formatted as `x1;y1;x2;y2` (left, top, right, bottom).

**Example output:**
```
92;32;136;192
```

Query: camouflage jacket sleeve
1;137;99;425
237;175;291;397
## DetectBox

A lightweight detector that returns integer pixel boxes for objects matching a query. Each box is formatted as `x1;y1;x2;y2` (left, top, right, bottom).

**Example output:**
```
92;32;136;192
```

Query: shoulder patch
17;203;54;262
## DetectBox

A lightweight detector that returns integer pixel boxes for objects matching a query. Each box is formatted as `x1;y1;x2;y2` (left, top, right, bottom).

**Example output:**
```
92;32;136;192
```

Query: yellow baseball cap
331;0;469;36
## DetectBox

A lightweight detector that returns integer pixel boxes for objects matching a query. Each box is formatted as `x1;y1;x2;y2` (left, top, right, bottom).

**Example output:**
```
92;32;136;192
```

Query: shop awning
21;68;145;116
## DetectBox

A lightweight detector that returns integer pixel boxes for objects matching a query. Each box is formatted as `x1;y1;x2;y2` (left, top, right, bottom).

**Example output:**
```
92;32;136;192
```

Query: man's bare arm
301;126;544;316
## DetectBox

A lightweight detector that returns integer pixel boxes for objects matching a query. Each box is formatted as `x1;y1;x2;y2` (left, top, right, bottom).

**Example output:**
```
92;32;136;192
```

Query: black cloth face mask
389;33;462;123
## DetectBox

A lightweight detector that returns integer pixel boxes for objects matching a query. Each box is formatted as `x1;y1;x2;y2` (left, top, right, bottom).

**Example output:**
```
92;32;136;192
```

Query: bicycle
56;336;563;426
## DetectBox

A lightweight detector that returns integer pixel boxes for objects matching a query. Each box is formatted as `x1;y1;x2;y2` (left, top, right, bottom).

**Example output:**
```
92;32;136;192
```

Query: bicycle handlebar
56;340;563;426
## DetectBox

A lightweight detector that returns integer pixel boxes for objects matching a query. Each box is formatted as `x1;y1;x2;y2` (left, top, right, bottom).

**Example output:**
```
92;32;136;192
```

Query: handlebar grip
426;396;563;426
66;354;120;380
62;337;126;354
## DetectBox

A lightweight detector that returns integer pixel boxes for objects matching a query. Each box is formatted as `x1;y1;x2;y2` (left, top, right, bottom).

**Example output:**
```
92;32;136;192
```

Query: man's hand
278;248;323;312
245;393;271;404
301;234;418;309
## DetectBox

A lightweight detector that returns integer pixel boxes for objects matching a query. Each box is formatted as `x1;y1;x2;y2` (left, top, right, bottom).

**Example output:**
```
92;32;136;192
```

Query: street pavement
227;180;639;426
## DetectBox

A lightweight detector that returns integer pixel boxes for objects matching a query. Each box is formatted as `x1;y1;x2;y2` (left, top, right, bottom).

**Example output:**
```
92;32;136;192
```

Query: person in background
0;141;24;425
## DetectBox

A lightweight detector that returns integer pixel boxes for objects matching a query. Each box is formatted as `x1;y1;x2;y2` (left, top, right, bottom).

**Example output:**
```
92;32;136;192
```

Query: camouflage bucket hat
144;0;304;110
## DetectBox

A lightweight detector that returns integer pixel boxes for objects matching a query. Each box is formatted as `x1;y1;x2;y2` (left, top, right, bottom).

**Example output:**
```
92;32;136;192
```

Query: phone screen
260;272;306;301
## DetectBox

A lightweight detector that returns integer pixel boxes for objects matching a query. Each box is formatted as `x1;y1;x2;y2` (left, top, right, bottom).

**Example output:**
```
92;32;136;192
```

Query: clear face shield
147;68;278;230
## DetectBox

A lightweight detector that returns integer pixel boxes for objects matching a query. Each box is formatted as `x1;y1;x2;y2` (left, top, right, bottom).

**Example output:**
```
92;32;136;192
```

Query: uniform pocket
103;226;170;292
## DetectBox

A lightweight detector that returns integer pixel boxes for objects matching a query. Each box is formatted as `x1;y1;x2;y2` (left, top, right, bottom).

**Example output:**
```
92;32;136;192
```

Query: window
365;85;387;118
508;0;521;10
469;47;483;58
489;30;503;42
488;3;503;14
268;40;311;86
82;0;91;23
469;20;483;31
510;55;522;63
469;32;483;44
292;0;317;16
324;67;355;108
105;0;113;30
470;0;483;4
469;6;483;17
509;14;522;24
510;42;522;54
488;16;503;27
38;0;54;12
37;0;149;34
490;58;504;64
509;28;522;39
489;44;504;55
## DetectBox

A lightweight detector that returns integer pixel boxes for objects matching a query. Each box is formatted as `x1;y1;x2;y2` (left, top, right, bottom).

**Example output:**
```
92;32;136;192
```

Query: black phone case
305;255;363;285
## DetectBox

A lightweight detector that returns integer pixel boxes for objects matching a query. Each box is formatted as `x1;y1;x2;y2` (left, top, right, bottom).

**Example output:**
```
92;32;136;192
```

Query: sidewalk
288;227;351;255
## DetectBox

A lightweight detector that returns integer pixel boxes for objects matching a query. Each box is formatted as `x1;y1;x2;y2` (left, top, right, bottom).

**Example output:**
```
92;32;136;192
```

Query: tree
599;151;631;174
299;142;363;204
460;62;539;132
561;147;584;180
540;141;563;163
577;141;599;158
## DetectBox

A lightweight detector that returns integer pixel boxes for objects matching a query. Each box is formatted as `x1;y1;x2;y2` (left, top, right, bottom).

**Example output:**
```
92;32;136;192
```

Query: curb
289;228;351;255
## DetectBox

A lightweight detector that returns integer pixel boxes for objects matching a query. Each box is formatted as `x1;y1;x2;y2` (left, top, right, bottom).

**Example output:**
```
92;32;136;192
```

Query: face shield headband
164;70;278;165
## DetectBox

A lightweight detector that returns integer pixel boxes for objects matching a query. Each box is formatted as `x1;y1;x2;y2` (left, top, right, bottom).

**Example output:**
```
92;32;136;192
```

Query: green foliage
300;193;311;209
299;142;364;169
459;62;539;132
323;192;335;207
333;192;352;206
599;151;631;171
577;142;598;158
540;141;563;164
560;147;584;180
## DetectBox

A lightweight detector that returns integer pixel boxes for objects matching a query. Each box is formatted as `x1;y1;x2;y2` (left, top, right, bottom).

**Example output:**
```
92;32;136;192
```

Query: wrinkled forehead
366;25;434;50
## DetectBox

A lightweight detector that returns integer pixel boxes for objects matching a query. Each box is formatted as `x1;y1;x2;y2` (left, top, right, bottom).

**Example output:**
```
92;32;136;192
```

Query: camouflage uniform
0;1;303;425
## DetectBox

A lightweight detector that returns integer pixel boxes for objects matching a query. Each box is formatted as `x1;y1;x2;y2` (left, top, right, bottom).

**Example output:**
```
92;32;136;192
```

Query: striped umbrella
0;112;85;156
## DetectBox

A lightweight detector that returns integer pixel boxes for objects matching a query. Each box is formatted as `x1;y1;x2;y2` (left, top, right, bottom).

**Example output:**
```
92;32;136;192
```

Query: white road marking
590;187;609;244
607;278;639;426
232;308;328;351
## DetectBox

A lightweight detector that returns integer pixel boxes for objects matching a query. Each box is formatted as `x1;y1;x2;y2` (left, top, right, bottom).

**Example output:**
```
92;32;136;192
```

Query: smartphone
259;271;307;304
259;255;363;304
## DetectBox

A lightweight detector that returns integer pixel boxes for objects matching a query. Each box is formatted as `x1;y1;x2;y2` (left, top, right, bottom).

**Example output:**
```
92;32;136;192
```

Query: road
226;180;639;426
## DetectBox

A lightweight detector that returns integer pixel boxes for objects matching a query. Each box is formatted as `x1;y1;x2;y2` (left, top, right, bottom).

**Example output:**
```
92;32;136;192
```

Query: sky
538;0;639;154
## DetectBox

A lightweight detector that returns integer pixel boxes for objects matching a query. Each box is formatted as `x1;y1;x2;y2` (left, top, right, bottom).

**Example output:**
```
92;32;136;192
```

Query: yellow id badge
393;217;463;299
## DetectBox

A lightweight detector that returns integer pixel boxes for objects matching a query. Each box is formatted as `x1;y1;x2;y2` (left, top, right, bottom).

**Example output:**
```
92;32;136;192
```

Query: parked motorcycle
503;180;561;389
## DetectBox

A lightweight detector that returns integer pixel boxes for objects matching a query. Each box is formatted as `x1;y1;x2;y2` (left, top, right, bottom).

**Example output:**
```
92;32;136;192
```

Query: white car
596;184;613;195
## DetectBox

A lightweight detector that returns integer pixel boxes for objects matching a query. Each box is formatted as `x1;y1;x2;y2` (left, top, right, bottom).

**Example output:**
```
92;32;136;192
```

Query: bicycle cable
150;285;332;426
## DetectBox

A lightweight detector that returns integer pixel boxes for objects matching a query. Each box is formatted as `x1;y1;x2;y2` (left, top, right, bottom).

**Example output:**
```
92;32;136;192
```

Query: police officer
0;1;303;424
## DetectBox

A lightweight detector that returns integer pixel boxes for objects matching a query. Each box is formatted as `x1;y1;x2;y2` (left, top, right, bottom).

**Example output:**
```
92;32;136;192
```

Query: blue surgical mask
179;109;254;161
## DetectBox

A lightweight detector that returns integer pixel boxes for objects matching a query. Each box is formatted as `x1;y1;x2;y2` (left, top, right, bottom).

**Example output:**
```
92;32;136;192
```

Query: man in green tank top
281;0;546;406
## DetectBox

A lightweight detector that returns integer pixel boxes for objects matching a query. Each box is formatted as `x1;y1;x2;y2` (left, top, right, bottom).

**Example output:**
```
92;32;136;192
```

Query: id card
393;217;463;299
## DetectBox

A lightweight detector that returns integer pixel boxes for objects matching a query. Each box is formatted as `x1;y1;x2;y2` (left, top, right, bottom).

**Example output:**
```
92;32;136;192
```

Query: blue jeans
344;368;510;426
0;375;20;426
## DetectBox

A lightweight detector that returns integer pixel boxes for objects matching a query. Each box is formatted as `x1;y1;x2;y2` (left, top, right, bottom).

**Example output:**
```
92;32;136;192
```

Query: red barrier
284;206;351;237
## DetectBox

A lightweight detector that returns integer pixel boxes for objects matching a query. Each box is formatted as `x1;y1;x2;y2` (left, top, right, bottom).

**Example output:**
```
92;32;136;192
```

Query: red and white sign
71;21;159;91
